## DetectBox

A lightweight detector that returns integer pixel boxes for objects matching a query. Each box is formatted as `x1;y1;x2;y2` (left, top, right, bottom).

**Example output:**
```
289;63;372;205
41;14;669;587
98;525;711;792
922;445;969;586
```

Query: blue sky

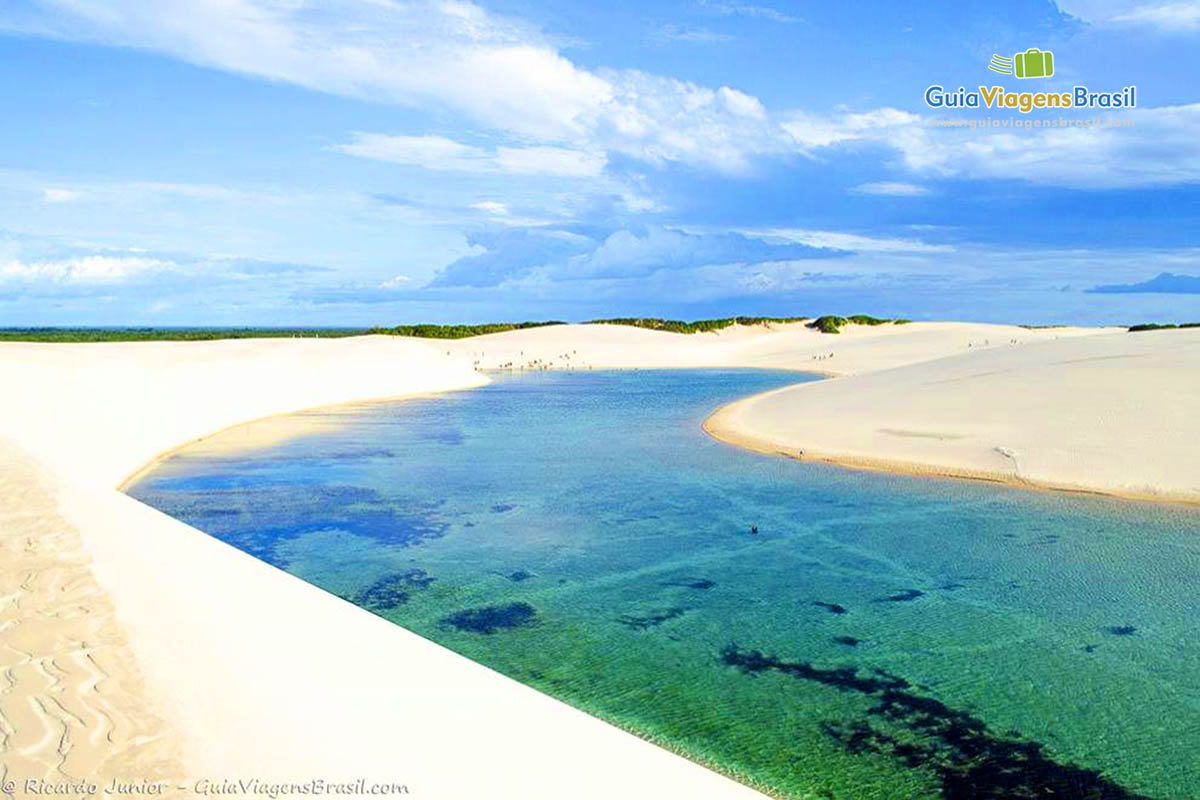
1;0;1199;325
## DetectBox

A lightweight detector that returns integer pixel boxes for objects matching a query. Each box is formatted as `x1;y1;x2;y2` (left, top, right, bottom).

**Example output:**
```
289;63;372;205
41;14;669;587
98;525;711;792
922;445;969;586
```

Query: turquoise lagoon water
128;370;1200;799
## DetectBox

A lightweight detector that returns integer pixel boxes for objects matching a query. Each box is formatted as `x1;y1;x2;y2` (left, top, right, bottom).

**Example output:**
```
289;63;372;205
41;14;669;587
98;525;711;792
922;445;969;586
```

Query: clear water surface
128;370;1200;800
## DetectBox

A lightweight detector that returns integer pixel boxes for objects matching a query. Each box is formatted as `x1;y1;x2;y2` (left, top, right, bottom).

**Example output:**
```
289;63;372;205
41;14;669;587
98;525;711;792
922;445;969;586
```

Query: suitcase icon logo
988;48;1055;79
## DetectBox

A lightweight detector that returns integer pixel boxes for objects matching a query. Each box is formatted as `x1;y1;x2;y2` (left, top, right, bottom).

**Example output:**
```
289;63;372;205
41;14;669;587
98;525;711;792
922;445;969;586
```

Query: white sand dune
0;336;486;489
705;327;1200;504
0;444;182;789
440;319;1107;375
3;320;1184;798
0;333;761;799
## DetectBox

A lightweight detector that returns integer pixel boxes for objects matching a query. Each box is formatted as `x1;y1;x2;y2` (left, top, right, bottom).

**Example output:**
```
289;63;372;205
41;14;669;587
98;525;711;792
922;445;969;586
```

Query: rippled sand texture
0;442;182;790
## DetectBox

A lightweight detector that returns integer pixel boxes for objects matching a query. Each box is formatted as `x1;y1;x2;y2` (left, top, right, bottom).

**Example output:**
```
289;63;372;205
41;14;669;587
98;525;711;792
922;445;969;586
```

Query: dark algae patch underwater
128;370;1200;799
442;602;540;634
722;645;1152;799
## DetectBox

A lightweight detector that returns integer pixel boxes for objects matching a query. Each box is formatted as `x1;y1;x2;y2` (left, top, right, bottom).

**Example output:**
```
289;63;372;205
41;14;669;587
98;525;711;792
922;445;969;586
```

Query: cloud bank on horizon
1;0;1199;325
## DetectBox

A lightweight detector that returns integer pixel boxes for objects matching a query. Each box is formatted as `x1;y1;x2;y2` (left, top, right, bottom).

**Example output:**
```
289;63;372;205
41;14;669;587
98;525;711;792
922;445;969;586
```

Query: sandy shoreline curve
703;412;1200;506
704;327;1200;506
5;320;1180;798
1;332;771;799
112;389;479;494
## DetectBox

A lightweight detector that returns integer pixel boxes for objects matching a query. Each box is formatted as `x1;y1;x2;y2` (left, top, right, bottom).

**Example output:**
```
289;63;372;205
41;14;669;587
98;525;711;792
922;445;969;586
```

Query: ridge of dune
440;319;1111;375
0;335;489;489
704;327;1200;505
1;333;773;798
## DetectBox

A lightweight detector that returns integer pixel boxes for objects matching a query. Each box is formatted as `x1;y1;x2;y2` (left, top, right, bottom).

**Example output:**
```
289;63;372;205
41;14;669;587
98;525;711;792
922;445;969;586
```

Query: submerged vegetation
441;602;540;634
874;588;925;603
135;369;1192;799
129;483;448;570
661;577;717;590
615;607;687;630
357;569;438;612
813;601;850;615
720;644;1149;799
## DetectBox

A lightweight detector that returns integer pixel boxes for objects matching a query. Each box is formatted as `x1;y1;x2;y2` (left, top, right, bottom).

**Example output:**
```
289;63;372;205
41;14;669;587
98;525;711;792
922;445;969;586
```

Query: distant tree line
371;321;564;339
0;327;369;343
376;315;913;337
1127;322;1200;332
7;318;1196;342
589;316;810;334
0;316;925;342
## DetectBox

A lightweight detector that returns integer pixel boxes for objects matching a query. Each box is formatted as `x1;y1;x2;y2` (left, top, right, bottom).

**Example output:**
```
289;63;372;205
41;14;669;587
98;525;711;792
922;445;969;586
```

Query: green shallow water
128;370;1200;799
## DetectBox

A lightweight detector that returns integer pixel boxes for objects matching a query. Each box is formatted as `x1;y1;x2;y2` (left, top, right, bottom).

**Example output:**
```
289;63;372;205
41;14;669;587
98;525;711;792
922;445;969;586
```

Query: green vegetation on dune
0;327;369;343
375;317;808;337
808;315;910;334
373;321;565;339
0;314;915;342
1127;322;1200;332
808;316;849;334
589;316;808;334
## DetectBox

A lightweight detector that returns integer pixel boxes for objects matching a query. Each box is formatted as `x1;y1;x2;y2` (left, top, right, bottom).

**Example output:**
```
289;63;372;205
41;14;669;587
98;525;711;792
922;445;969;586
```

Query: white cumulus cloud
0;254;176;283
1058;0;1200;30
851;181;931;196
42;188;83;203
10;0;1200;188
750;228;954;254
378;274;411;289
15;0;783;174
1111;2;1200;30
334;133;606;177
470;201;509;215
